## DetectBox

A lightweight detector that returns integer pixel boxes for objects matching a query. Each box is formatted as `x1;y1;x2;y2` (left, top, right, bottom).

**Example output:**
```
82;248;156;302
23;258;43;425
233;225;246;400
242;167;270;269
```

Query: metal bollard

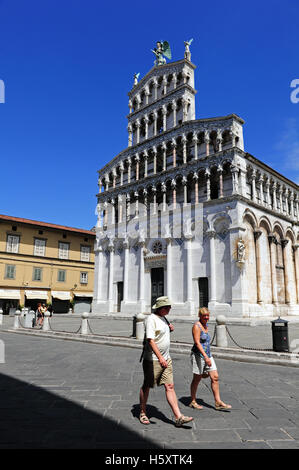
81;312;89;335
136;313;146;340
216;315;228;347
13;310;21;329
42;311;50;331
0;308;3;325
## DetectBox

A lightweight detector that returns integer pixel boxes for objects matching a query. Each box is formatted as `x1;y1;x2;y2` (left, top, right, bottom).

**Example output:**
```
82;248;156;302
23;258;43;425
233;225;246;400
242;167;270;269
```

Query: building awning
0;289;21;300
51;291;71;301
73;292;93;298
25;290;49;300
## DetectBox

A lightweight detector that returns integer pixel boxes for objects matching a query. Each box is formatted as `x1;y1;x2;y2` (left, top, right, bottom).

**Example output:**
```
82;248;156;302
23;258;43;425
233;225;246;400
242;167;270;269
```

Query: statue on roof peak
151;41;172;66
184;38;193;61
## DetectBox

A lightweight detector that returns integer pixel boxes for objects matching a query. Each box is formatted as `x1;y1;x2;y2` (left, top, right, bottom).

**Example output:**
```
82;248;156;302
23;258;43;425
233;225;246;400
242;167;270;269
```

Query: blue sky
0;0;298;230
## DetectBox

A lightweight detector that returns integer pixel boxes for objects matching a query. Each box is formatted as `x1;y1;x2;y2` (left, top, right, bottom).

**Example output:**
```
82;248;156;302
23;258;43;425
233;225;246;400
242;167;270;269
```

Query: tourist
189;307;231;411
139;296;194;427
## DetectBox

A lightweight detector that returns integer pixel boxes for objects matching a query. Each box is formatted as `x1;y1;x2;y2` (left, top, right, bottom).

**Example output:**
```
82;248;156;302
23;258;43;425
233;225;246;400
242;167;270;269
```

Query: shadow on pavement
131;403;174;425
179;396;215;410
0;373;161;449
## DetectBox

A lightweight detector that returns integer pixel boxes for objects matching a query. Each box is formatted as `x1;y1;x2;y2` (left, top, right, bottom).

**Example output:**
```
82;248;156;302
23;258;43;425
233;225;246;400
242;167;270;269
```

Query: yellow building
0;214;95;314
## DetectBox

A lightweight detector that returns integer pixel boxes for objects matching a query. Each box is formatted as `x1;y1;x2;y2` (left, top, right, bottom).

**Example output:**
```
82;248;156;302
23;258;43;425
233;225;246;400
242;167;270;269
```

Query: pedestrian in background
189;307;232;411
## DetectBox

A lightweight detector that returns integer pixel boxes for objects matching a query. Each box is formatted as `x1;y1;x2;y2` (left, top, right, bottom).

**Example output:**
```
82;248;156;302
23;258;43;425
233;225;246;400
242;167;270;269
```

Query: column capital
192;132;198;142
281;238;289;248
254;229;262;240
171;99;177;110
135;119;141;128
162;104;167;115
171;138;177;148
161;141;167;150
217;164;223;173
171;178;176;189
206;229;216;239
152;145;157;155
135;153;140;162
268;233;277;244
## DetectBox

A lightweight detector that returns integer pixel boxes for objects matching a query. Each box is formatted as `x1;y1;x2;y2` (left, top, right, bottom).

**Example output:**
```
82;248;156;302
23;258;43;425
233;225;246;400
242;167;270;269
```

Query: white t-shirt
144;313;170;361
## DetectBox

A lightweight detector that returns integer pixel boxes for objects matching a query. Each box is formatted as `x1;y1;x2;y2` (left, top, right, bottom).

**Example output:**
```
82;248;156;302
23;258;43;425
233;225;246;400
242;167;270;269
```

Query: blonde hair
198;307;210;317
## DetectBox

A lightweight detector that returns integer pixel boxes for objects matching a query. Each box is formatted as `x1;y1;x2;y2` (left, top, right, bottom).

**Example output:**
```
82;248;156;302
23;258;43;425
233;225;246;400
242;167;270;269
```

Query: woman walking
189;307;231;411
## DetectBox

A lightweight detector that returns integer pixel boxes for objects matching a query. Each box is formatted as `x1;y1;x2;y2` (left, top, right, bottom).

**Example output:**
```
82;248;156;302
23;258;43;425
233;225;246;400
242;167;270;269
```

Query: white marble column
135;154;140;181
162;142;167;171
172;100;177;127
193;174;199;204
268;234;278;306
293;244;299;304
254;229;263;304
152;146;157;174
153;111;158;136
127;158;132;184
136;119;141;144
138;237;145;310
207;229;217;305
171;139;177;167
272;182;278;211
218;165;223;198
144;151;148;177
182;176;188;206
184;232;194;313
231;166;239;195
123;238;129;303
162;105;167;132
171;179;177;209
144;115;149;140
108;240;114;312
166;237;172;299
205;169;211;201
182;134;187;164
282;238;291;304
204;131;210;157
251;170;257;203
127;124;133;147
193;133;198;160
259;175;264;205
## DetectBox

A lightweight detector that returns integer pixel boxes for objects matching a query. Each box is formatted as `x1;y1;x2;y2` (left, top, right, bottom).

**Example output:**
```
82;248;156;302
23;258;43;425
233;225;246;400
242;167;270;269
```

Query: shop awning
0;289;21;299
73;292;93;298
51;291;71;300
25;290;49;300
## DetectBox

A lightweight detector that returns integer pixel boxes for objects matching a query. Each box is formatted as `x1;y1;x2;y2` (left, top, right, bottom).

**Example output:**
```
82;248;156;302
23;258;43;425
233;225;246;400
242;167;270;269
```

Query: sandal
175;415;194;427
189;401;203;410
215;403;232;411
139;412;150;425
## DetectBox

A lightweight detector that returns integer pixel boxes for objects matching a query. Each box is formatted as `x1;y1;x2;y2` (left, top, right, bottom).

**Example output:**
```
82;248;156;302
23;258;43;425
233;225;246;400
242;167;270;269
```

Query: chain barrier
225;325;273;352
48;317;82;334
10;317;279;354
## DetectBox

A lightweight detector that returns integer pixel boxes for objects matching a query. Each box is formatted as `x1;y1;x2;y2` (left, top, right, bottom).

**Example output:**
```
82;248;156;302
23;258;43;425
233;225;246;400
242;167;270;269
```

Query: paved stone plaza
0;330;299;449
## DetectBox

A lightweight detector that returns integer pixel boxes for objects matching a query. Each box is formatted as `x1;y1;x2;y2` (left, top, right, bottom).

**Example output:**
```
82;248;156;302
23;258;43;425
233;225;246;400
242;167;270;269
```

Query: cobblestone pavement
0;331;299;449
3;314;299;351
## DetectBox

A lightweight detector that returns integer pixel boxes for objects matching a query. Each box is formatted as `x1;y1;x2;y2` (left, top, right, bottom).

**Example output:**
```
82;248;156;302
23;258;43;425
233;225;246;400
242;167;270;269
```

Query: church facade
92;43;299;318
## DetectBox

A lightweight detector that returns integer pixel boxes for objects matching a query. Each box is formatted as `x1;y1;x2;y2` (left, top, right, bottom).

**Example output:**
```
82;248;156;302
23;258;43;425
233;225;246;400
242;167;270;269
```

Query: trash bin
271;317;289;352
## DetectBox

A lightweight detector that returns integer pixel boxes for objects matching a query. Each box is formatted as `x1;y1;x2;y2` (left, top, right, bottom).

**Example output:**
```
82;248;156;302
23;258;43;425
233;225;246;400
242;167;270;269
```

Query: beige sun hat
152;296;172;310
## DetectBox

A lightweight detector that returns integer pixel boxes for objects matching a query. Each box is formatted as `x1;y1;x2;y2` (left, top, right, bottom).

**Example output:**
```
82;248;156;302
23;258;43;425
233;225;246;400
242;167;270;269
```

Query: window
80;272;88;284
5;264;16;279
58;242;69;259
33;267;42;281
34;238;46;257
80;246;90;262
58;270;66;282
6;235;20;253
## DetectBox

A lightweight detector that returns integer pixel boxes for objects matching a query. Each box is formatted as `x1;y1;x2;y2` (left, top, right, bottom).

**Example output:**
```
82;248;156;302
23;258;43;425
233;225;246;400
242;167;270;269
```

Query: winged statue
134;72;140;86
184;38;193;60
151;41;172;66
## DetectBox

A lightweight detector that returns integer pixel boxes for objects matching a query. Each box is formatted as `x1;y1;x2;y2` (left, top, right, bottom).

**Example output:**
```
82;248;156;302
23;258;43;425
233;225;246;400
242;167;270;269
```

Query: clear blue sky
0;0;298;230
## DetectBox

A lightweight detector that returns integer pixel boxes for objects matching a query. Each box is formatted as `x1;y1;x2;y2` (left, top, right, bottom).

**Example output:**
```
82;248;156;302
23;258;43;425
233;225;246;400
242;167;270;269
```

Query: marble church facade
93;47;299;318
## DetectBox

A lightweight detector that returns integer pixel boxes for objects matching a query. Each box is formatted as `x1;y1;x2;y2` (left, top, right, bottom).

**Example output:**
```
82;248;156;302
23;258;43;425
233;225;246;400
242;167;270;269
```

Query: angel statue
134;72;140;86
184;38;193;61
151;41;172;66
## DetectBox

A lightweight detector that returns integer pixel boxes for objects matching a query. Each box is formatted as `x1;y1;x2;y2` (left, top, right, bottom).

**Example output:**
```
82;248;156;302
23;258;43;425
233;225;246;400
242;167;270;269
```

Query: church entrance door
151;267;164;308
198;277;209;308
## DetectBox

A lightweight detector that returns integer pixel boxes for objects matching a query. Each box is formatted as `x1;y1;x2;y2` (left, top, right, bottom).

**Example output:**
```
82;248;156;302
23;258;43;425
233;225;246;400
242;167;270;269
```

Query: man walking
139;296;193;427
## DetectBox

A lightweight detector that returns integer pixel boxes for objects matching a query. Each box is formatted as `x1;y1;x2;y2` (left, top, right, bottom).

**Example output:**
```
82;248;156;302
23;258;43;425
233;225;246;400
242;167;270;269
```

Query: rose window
152;241;163;254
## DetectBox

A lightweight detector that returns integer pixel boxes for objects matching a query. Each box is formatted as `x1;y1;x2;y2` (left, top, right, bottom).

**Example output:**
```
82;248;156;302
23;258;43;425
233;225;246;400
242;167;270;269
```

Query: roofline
245;153;299;190
0;214;96;236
